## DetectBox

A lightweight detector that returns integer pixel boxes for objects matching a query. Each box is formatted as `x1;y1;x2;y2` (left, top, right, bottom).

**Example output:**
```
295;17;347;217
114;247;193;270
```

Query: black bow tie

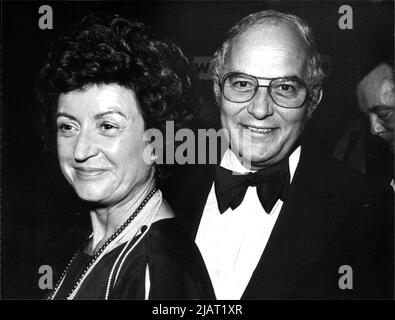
214;157;290;214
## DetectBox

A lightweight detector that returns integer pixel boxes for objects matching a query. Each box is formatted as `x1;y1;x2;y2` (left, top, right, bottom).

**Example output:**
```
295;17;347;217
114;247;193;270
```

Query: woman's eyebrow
56;112;77;120
94;110;127;120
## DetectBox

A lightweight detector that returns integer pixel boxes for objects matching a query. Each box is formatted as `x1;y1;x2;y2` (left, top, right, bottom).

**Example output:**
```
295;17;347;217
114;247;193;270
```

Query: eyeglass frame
217;72;310;108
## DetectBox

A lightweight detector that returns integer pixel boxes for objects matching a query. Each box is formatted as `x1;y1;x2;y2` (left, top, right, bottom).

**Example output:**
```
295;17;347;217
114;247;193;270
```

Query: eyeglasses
219;72;308;108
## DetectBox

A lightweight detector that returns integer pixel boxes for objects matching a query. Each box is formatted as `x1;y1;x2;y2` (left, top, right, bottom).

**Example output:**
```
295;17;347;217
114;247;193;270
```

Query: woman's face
56;83;152;206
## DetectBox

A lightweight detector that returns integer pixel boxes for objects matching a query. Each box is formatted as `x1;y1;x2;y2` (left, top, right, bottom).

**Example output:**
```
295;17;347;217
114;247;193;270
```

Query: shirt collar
220;146;301;182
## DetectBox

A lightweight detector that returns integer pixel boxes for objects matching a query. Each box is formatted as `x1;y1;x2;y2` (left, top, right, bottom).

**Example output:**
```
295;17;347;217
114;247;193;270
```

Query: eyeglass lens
223;73;307;108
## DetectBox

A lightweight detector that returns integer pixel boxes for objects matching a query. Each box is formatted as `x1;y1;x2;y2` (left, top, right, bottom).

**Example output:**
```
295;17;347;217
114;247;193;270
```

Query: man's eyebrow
230;70;302;79
371;105;392;112
283;74;302;80
271;74;304;81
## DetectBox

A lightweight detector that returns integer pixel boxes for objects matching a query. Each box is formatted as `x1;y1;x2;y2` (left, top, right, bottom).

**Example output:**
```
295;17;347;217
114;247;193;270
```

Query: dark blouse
52;218;215;299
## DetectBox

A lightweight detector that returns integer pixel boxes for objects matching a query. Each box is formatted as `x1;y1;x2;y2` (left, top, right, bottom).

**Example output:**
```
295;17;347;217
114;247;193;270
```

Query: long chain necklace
47;187;158;300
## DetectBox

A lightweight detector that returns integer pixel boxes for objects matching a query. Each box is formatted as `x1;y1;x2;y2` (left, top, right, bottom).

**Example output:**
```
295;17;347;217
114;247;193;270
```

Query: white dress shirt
196;147;301;299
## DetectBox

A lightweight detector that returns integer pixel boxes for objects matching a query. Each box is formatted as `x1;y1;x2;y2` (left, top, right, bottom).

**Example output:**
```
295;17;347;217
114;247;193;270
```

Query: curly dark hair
37;13;200;179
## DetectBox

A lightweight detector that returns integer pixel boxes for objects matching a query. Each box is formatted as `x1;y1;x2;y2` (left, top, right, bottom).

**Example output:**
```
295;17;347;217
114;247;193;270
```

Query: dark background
1;0;394;299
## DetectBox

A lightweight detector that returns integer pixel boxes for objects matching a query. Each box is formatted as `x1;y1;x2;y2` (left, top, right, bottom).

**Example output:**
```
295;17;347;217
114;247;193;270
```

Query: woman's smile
73;166;109;178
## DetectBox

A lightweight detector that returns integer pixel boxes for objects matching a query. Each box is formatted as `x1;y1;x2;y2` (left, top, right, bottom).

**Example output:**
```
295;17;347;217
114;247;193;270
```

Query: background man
170;10;394;299
334;57;394;189
358;62;394;152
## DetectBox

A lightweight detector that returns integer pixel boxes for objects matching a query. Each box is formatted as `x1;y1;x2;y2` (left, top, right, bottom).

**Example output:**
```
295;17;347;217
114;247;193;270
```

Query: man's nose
73;130;99;162
246;87;274;119
369;115;386;137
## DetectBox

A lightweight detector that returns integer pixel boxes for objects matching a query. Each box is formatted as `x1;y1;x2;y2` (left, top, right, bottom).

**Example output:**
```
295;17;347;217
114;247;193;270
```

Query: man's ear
316;88;323;106
307;88;323;118
213;76;221;105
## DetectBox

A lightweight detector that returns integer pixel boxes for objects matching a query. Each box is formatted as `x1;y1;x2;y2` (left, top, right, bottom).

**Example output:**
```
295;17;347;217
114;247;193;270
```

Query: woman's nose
246;87;274;119
73;130;99;162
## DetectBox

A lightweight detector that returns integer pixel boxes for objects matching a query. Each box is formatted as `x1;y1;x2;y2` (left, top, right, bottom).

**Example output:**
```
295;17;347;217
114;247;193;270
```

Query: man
334;59;394;189
170;10;393;299
357;62;394;153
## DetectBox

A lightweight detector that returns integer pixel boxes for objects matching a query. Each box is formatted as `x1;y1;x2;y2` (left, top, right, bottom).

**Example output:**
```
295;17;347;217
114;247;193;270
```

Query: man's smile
240;123;278;135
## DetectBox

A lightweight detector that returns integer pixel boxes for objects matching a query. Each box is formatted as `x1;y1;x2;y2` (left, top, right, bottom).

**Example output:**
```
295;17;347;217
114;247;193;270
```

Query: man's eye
377;109;392;120
276;84;297;93
272;81;300;97
235;81;249;87
279;85;294;91
230;79;255;91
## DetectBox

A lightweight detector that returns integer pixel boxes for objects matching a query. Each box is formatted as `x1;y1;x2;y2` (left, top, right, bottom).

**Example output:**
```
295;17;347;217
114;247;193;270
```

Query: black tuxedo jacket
168;146;394;299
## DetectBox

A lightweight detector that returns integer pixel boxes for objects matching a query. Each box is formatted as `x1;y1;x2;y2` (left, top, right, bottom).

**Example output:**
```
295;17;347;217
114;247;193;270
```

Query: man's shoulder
164;164;216;199
298;146;384;198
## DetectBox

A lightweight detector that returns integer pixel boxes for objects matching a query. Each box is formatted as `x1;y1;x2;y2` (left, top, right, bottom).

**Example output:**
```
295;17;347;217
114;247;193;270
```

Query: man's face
357;63;395;153
219;22;313;169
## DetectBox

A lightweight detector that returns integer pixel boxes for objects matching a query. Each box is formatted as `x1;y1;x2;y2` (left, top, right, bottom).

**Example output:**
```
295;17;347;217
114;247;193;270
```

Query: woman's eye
102;123;115;130
57;123;77;136
99;122;120;136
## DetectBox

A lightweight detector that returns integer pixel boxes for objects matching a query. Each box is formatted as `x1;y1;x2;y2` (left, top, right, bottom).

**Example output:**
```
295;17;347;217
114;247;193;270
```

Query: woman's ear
143;133;155;165
143;129;163;166
150;149;158;162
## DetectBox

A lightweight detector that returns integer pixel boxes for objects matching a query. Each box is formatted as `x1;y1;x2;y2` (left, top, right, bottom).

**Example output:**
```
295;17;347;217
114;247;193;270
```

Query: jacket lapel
242;149;348;299
173;164;216;238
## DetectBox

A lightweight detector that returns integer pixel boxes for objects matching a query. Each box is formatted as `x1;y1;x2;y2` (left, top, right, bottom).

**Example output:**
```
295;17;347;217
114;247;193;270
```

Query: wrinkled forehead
224;20;309;78
357;64;395;111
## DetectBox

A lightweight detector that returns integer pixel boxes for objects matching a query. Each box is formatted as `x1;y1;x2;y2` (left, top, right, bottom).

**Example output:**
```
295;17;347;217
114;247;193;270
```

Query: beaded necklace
47;187;158;300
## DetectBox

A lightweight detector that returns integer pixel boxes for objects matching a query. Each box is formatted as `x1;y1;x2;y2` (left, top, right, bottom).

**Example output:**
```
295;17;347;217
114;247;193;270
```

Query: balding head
211;10;325;117
225;20;309;79
357;63;395;152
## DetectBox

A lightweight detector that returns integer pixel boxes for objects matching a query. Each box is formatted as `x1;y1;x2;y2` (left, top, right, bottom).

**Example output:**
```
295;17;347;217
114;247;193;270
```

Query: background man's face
357;63;395;153
219;22;311;169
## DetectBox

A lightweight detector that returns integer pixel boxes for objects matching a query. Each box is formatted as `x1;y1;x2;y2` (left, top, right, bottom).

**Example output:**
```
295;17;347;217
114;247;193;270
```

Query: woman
37;14;214;299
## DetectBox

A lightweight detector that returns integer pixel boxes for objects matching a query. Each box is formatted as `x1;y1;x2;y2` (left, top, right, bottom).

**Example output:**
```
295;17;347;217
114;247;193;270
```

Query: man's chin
240;152;283;169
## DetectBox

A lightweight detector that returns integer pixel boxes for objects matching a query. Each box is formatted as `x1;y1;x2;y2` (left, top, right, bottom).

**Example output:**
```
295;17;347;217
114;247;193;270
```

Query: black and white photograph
1;0;394;305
